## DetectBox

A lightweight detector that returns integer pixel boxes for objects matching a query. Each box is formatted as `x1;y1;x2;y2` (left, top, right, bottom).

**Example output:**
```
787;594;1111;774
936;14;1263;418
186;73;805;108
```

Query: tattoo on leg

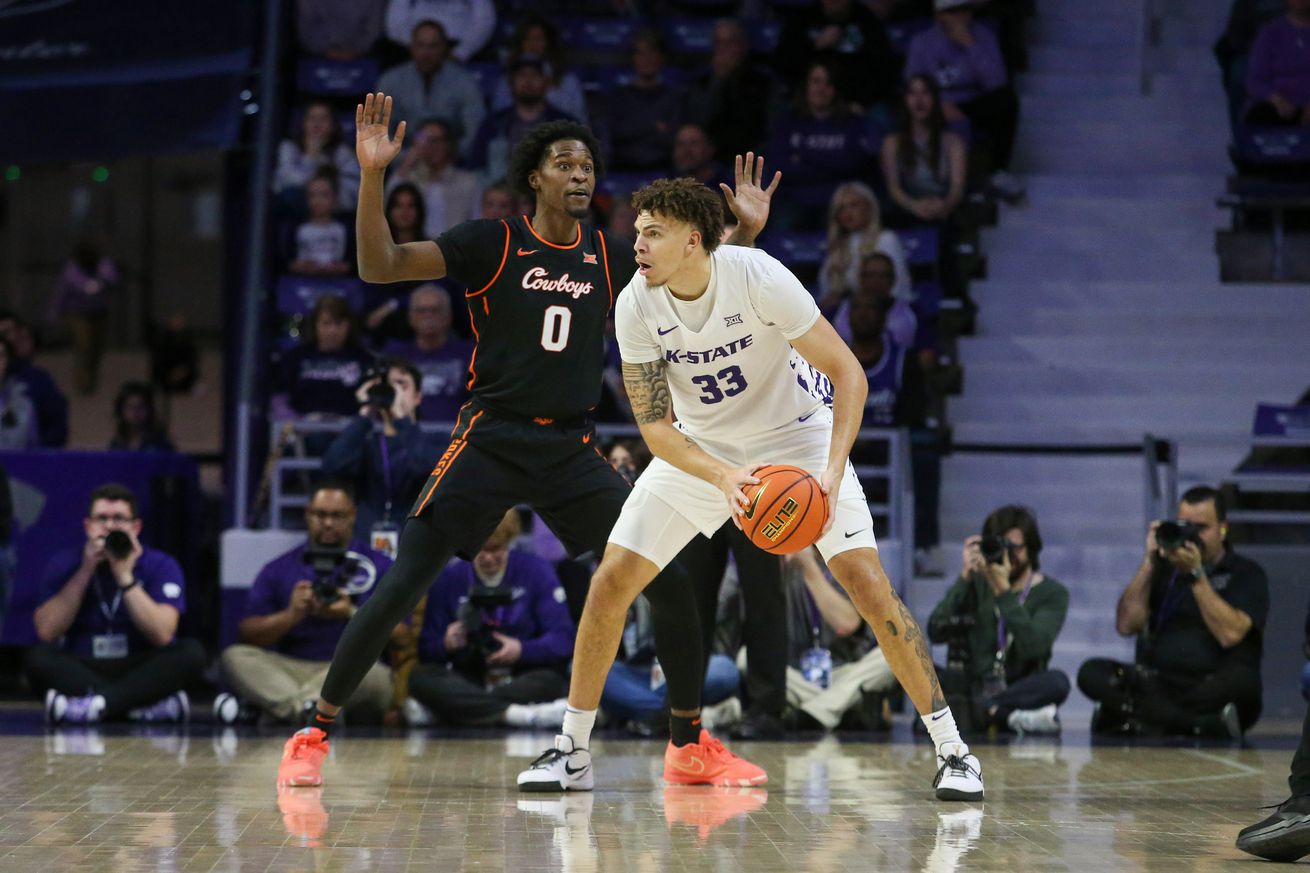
894;597;947;712
885;621;899;637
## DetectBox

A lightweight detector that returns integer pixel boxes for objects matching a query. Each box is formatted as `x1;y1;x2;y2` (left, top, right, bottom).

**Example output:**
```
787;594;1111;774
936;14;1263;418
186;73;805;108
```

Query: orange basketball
739;464;828;555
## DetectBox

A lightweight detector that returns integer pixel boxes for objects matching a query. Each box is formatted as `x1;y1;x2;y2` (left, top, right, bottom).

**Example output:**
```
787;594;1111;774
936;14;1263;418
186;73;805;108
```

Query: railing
265;419;917;587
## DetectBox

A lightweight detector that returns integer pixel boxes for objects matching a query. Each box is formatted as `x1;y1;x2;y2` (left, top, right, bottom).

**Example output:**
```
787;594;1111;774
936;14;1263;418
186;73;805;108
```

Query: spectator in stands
148;314;200;401
109;381;175;453
381;284;472;423
929;506;1071;735
406;510;574;728
819;182;912;307
881;74;968;225
384;0;495;63
390;118;480;237
767;60;878;189
218;481;396;724
0;337;38;450
274;101;360;213
845;282;926;428
605;194;639;244
465;57;577;185
905;0;1024;201
775;0;899;111
1244;0;1310;127
829;252;919;349
0;311;68;447
491;14;587;124
363;183;427;344
479;180;517;219
286;170;353;277
296;0;385;59
1215;0;1288;130
320;356;446;544
670;123;730;191
603;28;686;172
683;19;773;162
272;294;374;420
1078;486;1269;738
53;239;118;395
26;483;204;724
376;19;486;154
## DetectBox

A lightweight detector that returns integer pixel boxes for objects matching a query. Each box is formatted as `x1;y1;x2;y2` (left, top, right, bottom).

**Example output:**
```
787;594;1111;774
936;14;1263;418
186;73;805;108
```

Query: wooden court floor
0;725;1298;872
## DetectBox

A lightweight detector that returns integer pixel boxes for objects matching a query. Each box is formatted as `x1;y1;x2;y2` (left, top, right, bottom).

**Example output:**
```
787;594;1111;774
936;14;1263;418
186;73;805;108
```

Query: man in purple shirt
1245;0;1310;126
381;284;471;424
905;0;1023;200
25;483;204;723
407;510;574;727
219;481;396;724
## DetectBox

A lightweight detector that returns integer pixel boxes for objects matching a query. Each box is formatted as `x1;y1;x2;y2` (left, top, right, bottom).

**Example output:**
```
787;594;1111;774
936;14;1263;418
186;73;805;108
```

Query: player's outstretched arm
721;152;780;247
355;92;447;283
622;359;762;522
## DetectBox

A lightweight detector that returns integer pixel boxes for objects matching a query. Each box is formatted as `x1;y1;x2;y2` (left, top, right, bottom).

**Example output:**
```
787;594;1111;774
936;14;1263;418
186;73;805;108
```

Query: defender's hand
356;92;407;171
721;153;781;237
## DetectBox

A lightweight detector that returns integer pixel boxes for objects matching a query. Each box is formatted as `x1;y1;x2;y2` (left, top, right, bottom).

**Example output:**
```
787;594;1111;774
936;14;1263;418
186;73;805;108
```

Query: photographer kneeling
407;510;575;728
218;480;395;724
928;506;1071;735
1078;486;1268;738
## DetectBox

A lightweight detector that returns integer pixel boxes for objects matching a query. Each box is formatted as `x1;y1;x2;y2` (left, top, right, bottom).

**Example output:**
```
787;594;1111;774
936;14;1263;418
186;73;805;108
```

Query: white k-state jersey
615;244;830;441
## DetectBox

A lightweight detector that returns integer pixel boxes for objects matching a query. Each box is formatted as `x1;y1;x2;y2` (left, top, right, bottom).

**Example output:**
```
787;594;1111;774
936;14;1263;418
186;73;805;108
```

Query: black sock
670;713;702;747
309;707;336;737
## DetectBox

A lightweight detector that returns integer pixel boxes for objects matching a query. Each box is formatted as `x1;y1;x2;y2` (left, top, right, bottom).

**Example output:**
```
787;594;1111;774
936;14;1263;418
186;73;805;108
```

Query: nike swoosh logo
743;483;768;520
670;756;706;775
931;712;946;721
799;411;817;422
657;326;677;336
844;529;866;539
564;763;589;776
517;248;539;256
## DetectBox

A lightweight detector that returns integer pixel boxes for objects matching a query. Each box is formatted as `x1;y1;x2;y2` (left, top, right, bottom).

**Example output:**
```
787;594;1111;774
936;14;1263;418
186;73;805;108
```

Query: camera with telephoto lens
104;530;134;561
361;365;395;413
979;535;1015;565
457;583;516;661
1155;519;1203;552
302;543;349;604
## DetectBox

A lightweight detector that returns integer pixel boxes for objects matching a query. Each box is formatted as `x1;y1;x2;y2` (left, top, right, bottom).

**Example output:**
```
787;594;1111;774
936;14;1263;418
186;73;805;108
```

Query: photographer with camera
928;506;1070;735
321;356;447;552
218;480;396;724
25;483;203;723
1078;485;1268;738
407;510;575;728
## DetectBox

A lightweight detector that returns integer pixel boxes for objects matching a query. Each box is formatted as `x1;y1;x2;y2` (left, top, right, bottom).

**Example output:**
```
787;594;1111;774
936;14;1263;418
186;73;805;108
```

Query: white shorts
609;406;879;569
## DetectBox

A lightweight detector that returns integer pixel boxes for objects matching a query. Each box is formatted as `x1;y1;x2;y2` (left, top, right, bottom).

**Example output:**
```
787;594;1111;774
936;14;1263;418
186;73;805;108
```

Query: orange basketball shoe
663;729;768;787
277;727;330;787
278;785;329;846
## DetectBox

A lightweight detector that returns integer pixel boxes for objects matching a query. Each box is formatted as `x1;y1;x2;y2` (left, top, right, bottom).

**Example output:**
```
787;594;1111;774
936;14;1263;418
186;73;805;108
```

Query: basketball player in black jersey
278;92;781;789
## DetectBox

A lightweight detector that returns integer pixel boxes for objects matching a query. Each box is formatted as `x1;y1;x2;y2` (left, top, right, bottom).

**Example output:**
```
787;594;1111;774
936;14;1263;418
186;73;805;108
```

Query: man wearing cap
377;19;486;155
464;56;579;186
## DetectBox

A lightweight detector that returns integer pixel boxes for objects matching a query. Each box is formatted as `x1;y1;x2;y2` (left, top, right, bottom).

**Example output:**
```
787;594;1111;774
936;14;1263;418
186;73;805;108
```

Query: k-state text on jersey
663;334;754;364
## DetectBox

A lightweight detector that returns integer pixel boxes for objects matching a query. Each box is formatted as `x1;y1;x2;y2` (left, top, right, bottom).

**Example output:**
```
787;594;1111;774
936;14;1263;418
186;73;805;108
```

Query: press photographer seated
406;510;574;729
217;481;396;724
928;505;1070;735
1078;486;1269;738
25;483;204;724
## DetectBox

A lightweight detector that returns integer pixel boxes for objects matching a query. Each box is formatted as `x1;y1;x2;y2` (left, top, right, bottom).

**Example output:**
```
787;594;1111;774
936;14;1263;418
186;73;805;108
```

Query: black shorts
408;402;628;559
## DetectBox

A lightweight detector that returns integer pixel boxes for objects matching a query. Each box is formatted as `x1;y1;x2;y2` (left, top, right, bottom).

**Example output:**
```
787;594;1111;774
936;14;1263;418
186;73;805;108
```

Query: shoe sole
517;781;592;793
936;788;984;802
664;773;769;787
278;775;324;788
1237;816;1310;862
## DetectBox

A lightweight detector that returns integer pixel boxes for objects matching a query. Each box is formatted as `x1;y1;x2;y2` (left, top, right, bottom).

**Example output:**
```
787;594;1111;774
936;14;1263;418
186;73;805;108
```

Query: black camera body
457;583;516;661
361;365;395;412
104;529;134;561
302;544;349;604
1156;519;1203;552
979;535;1014;565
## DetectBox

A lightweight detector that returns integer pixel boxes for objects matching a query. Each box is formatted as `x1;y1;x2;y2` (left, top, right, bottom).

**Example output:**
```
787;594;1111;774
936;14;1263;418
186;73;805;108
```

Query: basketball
740;465;828;554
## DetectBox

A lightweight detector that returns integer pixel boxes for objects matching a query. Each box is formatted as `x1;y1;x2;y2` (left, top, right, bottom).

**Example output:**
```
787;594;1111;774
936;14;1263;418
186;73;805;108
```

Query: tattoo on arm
622;360;671;425
885;621;899;637
894;597;947;712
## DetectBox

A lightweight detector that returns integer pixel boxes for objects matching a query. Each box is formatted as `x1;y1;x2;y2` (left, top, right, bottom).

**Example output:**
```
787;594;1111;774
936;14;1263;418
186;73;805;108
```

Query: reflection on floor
0;724;1297;872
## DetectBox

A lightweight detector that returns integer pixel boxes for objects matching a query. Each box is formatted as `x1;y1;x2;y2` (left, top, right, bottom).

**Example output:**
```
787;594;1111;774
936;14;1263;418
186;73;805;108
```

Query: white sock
922;706;964;755
561;707;596;750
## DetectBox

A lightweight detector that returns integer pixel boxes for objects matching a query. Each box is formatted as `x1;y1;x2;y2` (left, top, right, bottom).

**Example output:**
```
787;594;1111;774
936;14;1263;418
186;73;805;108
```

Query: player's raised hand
721;152;781;237
356;92;406;171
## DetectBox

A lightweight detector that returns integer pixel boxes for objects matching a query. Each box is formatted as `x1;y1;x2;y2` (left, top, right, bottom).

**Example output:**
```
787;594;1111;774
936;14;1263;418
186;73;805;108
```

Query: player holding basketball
518;178;984;800
277;94;776;789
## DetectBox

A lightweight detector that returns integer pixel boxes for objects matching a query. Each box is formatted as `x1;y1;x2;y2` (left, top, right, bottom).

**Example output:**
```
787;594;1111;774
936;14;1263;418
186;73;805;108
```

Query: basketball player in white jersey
518;178;983;800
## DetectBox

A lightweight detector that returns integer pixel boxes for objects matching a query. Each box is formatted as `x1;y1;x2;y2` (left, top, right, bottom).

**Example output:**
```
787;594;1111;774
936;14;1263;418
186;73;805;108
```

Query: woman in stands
274;100;360;212
364;183;429;344
818;182;911;313
766;60;877;192
491;13;587;123
881;75;967;228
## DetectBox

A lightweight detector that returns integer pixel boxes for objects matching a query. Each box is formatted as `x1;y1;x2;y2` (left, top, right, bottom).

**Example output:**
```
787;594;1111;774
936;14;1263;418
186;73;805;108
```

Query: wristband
119;577;142;592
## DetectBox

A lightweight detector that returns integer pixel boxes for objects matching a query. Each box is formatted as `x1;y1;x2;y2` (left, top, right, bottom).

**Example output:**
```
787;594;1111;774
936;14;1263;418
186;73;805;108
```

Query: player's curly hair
631;177;725;253
507;121;605;197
